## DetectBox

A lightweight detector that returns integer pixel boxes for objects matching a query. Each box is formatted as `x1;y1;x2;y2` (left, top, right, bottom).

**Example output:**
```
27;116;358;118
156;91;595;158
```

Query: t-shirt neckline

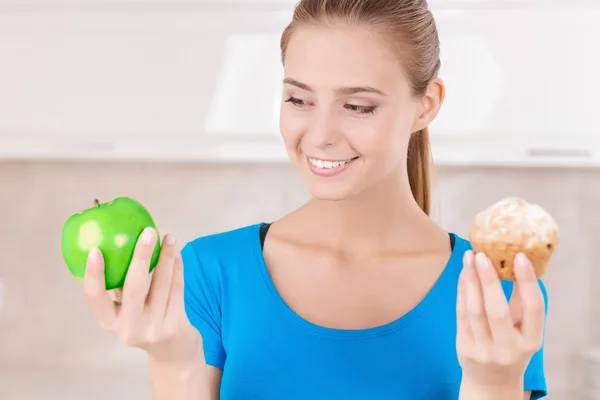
250;222;465;340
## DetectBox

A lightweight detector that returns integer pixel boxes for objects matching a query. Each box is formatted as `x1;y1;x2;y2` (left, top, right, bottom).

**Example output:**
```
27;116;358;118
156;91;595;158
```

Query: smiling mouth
307;156;359;169
306;156;359;177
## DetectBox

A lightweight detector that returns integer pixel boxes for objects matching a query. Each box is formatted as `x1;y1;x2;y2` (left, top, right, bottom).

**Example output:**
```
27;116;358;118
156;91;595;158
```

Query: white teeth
309;158;353;169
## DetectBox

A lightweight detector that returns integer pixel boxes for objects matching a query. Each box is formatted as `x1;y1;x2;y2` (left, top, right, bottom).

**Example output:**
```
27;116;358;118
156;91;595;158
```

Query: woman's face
280;24;441;201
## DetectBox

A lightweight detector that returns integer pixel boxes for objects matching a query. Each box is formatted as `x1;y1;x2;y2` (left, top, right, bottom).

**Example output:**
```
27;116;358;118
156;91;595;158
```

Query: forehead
284;24;408;91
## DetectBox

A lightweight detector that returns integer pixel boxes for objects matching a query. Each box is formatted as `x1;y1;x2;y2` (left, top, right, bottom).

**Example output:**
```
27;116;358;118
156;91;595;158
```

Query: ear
412;77;445;132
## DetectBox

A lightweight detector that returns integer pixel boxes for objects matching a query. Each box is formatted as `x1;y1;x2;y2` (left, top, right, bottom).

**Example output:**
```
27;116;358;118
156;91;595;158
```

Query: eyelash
284;96;377;115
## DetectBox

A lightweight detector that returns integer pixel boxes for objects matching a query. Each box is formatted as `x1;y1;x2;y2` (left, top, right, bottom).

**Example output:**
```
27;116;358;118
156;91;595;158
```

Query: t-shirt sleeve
181;241;226;369
501;279;549;399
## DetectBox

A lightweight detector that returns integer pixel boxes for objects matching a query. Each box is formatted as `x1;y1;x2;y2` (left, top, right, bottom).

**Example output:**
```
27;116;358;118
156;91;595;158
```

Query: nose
304;109;339;149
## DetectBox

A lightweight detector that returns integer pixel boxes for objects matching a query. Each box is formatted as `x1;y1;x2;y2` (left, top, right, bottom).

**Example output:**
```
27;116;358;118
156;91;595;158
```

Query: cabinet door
429;3;600;141
0;6;291;160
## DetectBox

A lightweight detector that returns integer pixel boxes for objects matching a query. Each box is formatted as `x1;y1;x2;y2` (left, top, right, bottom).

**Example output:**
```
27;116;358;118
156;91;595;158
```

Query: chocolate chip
547;243;552;249
500;260;505;268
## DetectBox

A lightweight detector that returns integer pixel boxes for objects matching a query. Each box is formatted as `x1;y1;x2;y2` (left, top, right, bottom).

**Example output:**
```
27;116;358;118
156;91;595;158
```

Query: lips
306;156;358;177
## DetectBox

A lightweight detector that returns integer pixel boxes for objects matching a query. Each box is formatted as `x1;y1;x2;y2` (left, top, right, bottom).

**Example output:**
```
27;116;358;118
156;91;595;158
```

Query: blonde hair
280;0;441;215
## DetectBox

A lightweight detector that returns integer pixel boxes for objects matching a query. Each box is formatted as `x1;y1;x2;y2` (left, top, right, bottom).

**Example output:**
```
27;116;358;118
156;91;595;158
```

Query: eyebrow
283;77;387;96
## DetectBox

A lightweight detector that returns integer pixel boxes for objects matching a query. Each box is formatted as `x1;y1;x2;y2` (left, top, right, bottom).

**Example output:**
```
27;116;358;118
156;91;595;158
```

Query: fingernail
462;251;475;278
515;253;528;270
165;233;176;245
463;250;473;267
142;227;156;245
475;253;490;269
88;247;100;262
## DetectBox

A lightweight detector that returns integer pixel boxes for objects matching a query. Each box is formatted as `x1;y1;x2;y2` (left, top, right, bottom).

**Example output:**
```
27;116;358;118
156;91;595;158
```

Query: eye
284;96;308;108
344;104;377;115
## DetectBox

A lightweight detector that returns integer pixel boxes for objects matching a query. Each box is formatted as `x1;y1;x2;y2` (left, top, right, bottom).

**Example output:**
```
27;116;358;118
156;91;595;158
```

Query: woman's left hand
456;250;546;389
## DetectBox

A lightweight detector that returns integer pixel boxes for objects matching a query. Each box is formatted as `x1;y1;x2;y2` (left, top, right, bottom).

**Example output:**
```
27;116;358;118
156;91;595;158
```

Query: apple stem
94;199;100;207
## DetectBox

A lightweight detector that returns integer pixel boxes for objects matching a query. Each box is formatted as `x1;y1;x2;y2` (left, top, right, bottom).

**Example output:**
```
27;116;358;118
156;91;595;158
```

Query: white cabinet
431;4;600;139
0;7;291;161
0;0;598;166
0;10;288;136
427;2;600;166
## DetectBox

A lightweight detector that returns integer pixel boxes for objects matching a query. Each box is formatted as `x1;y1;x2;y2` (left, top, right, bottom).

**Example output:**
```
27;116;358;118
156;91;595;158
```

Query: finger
83;247;118;328
466;252;492;346
514;253;545;349
146;233;178;316
165;254;185;321
457;254;473;343
475;252;515;345
120;227;157;320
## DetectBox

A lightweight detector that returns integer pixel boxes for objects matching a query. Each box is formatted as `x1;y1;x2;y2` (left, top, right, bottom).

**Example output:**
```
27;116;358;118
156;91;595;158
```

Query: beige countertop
0;364;150;400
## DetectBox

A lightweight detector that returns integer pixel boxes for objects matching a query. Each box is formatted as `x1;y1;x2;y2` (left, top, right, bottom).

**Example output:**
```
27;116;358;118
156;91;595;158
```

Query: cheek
279;107;304;150
342;114;404;158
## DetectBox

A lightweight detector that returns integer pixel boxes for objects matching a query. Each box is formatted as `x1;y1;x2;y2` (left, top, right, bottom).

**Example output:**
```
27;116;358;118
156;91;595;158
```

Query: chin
299;171;363;201
306;184;357;201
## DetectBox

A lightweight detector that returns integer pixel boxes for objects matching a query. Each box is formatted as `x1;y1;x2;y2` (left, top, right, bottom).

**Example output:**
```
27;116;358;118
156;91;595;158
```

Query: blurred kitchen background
0;0;599;399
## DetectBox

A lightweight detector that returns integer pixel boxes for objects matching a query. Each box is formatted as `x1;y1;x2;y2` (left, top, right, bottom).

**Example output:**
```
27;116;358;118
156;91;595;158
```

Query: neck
304;168;440;254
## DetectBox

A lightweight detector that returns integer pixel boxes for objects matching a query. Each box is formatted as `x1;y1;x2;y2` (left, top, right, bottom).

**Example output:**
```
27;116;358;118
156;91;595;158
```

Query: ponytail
407;128;432;215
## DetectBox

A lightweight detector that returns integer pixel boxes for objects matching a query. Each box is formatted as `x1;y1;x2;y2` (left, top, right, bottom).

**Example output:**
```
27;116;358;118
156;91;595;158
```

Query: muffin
468;197;559;280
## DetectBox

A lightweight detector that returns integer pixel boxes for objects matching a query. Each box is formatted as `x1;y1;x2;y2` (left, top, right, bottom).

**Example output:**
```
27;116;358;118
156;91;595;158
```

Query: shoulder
181;222;265;281
183;222;264;259
450;232;472;253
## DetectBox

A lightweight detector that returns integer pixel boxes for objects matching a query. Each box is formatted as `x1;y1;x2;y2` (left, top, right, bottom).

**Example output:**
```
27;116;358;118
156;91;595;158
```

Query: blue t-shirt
181;223;548;399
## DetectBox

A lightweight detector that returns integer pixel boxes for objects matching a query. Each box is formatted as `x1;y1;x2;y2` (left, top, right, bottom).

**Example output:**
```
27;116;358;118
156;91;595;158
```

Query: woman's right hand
83;227;203;367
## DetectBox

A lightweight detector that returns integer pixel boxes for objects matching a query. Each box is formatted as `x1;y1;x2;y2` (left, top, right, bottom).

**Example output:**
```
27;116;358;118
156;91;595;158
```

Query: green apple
61;197;161;290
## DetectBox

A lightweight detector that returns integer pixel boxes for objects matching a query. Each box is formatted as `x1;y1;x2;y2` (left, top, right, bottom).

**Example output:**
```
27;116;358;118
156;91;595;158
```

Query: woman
83;0;548;399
